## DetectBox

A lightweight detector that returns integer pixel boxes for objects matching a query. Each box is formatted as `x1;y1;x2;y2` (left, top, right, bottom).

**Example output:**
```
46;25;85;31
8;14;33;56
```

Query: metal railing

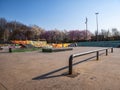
69;48;113;75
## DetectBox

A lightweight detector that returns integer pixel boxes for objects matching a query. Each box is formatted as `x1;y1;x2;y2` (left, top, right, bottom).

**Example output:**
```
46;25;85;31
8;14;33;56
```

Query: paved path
0;47;120;90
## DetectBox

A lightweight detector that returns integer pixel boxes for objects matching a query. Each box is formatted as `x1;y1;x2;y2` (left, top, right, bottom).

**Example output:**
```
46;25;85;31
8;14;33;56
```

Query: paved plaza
0;47;120;90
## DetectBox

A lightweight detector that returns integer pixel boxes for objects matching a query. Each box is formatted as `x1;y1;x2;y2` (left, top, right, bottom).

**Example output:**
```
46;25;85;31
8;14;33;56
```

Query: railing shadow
32;53;105;80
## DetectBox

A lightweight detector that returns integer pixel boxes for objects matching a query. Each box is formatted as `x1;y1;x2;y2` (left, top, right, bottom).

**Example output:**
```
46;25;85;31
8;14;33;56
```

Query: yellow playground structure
11;40;70;48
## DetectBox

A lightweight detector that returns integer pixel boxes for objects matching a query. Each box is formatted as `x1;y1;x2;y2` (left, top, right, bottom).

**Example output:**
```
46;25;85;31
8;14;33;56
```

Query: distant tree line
92;28;120;41
0;18;120;43
0;18;92;43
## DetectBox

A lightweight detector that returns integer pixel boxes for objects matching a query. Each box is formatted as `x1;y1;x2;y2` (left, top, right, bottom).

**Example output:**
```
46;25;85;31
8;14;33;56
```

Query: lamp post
95;12;99;41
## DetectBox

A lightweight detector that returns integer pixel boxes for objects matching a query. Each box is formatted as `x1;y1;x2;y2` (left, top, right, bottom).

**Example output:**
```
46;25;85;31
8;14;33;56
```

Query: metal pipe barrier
69;47;113;75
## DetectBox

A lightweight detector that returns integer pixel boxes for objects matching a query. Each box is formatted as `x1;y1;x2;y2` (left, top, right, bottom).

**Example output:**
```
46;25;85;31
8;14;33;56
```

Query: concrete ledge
42;47;73;52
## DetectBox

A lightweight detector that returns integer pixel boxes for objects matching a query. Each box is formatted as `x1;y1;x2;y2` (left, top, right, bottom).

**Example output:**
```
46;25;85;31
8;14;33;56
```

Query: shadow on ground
32;53;105;80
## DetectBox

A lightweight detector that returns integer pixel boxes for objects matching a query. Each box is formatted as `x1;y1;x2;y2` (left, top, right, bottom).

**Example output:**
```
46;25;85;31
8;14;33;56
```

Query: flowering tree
68;30;92;42
40;30;64;43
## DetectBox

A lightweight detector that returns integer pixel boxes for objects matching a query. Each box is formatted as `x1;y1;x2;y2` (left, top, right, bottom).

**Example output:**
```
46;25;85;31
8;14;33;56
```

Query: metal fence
69;48;113;74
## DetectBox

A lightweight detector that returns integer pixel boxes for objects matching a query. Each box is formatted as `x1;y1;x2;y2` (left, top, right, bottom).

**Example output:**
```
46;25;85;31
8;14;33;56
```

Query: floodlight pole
85;17;88;40
95;12;99;41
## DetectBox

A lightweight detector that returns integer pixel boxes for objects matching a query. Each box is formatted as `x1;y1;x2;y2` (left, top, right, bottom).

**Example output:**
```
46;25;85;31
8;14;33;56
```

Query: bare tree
111;28;120;40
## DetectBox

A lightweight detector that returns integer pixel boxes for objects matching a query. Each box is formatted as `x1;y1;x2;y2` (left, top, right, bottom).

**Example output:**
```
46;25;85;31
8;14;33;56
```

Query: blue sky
0;0;120;33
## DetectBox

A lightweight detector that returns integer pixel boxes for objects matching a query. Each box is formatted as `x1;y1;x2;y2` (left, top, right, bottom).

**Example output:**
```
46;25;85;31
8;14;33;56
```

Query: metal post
111;48;113;53
69;55;73;75
9;48;12;53
106;49;108;56
96;51;99;60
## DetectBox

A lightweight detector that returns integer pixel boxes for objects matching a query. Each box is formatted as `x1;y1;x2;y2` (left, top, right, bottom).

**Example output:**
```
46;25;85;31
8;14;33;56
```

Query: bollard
9;48;12;53
96;51;99;60
111;48;113;53
106;49;108;56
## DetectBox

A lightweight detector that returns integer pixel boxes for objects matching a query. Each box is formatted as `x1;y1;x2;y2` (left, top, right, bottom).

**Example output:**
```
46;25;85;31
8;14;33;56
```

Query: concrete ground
0;47;120;90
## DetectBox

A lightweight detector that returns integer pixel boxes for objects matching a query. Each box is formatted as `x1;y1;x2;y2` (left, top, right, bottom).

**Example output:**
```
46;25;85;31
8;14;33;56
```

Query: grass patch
12;48;42;52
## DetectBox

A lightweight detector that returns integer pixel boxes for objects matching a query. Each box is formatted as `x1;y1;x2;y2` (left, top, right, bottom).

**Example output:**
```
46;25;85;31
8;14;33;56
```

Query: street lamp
95;12;99;41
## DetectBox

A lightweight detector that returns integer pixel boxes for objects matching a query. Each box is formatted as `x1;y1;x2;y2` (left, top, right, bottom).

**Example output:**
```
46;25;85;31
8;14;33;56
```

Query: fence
69;48;113;74
77;41;120;47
